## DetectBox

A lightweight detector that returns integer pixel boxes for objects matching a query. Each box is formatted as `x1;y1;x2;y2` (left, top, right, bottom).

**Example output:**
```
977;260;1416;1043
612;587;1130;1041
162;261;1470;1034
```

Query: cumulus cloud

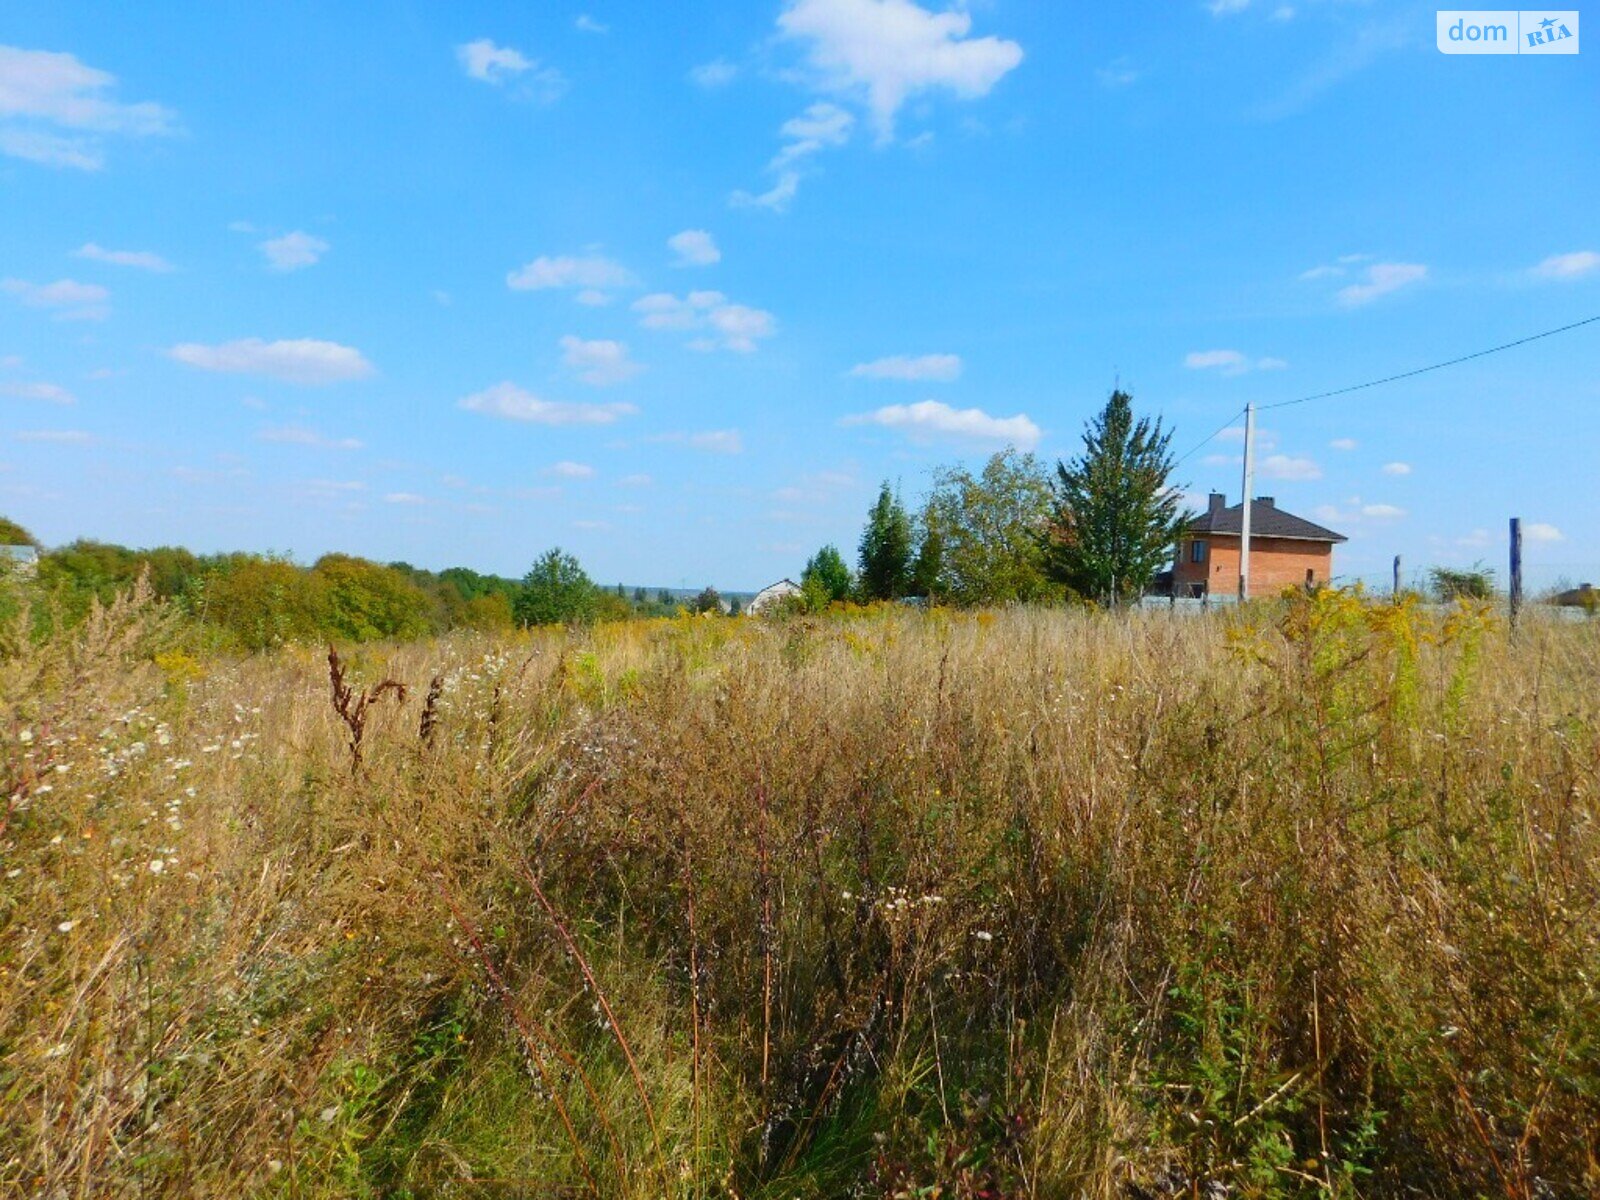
1;277;109;320
1258;454;1322;481
0;380;75;404
458;381;636;426
169;338;374;385
508;254;637;304
546;460;595;478
0;45;177;170
456;38;566;100
1360;503;1405;520
1532;250;1600;281
1336;262;1427;307
255;425;363;450
731;171;802;213
668;229;721;267
848;353;962;382
1184;349;1287;375
842;399;1040;449
777;0;1024;140
74;242;172;272
632;291;776;352
559;335;642;386
1329;438;1358;451
1381;461;1411;476
574;15;609;34
1524;522;1563;543
260;231;329;272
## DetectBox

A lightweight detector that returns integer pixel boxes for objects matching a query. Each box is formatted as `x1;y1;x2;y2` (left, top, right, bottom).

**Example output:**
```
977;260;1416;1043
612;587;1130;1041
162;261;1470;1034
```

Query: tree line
800;389;1187;610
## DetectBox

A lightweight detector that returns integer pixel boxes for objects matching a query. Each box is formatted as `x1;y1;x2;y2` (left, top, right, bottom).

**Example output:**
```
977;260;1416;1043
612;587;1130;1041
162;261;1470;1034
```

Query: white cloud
384;492;428;505
777;0;1024;140
1218;425;1278;451
633;291;776;351
1381;461;1411;476
260;231;329;272
1524;522;1564;543
256;425;363;450
848;353;962;381
1;277;109;320
546;460;595;478
1208;0;1251;14
1360;503;1405;519
1184;349;1287;375
574;15;609;34
772;101;855;167
1532;250;1600;281
1096;57;1140;88
689;59;738;88
683;430;743;454
74;242;172;272
459;381;636;426
668;229;721;267
456;38;566;100
0;380;76;404
169;338;375;385
15;429;92;443
0;45;177;170
1184;349;1246;372
1336;262;1427;307
1258;454;1321;481
842;399;1040;449
1329;438;1358;451
559;335;642;386
731;170;801;213
508;254;637;304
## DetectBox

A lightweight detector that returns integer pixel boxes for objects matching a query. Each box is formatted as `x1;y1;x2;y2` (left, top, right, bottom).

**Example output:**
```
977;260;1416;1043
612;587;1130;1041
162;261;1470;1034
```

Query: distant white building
747;578;801;616
0;545;39;574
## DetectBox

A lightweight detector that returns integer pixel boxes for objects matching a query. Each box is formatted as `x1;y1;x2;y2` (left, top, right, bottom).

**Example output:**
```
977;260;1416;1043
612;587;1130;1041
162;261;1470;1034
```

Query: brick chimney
1208;492;1226;513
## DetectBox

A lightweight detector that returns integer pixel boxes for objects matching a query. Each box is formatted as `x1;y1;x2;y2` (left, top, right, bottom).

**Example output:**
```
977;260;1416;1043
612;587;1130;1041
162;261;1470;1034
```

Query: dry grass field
2;588;1598;1198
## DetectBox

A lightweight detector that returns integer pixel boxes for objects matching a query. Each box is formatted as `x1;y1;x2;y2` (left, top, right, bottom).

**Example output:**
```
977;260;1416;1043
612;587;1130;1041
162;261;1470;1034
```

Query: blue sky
1;1;1596;591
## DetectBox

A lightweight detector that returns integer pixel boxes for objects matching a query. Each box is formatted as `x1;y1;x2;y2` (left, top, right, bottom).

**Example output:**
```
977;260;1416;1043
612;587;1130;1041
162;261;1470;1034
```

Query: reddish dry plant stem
517;857;671;1194
757;782;774;1123
326;645;407;775
437;884;603;1199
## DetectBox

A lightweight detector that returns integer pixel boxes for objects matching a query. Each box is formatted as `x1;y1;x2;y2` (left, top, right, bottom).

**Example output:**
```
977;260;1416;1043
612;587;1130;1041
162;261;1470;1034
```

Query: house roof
1187;495;1346;544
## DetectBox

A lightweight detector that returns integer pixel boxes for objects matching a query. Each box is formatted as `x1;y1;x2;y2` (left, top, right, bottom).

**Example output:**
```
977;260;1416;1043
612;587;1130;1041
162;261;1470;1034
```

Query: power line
1260;312;1600;411
1171;312;1600;468
1173;404;1246;469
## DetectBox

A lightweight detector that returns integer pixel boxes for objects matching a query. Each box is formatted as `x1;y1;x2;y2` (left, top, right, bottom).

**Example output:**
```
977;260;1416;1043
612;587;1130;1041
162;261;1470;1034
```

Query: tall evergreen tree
1044;389;1188;606
857;482;914;600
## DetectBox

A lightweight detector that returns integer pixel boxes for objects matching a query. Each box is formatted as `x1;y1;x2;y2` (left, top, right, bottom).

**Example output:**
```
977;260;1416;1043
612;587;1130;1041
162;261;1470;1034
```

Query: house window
1189;540;1207;564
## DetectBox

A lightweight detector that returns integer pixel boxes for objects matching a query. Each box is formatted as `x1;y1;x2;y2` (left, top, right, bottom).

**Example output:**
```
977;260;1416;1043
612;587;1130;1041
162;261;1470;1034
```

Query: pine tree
1044;389;1187;606
857;482;914;600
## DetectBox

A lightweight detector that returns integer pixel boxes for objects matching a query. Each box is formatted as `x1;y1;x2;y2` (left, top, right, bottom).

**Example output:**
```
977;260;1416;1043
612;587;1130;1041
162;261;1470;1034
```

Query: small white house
747;578;802;616
0;545;39;575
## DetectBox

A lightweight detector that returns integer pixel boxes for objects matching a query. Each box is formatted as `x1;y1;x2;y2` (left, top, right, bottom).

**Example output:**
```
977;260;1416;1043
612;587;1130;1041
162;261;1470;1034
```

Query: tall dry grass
1;590;1597;1198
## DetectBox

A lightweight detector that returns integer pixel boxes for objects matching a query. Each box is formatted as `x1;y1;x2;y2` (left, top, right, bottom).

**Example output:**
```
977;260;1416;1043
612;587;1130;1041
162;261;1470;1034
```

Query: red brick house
1171;493;1346;599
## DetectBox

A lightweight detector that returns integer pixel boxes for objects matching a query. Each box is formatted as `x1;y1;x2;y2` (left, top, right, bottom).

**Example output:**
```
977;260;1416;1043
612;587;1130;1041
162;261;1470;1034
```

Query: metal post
1509;517;1523;631
1238;402;1256;603
1393;555;1402;600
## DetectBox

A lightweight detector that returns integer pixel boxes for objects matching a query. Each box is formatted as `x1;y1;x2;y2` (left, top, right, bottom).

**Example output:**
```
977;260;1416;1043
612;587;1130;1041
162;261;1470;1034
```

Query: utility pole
1509;517;1523;632
1393;555;1402;600
1238;402;1256;604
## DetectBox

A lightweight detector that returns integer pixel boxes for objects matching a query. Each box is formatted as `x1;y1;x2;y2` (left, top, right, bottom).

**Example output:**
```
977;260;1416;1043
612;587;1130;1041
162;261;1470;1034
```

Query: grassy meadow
2;587;1598;1197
